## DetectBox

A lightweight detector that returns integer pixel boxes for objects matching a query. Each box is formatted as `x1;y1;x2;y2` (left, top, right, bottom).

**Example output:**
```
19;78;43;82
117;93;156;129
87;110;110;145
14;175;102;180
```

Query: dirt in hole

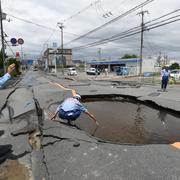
0;160;30;180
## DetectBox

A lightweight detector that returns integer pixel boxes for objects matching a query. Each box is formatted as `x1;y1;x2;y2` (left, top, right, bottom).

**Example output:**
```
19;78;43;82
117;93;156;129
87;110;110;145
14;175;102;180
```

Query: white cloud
1;0;180;61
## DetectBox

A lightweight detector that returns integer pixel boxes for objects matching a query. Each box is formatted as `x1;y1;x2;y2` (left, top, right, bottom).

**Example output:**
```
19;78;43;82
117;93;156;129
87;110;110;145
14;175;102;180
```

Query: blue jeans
58;109;81;121
161;76;169;90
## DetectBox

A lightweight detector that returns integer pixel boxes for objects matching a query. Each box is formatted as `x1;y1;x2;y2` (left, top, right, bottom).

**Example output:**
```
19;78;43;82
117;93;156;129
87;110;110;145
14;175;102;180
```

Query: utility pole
98;48;101;61
0;0;6;74
57;22;64;75
138;10;149;75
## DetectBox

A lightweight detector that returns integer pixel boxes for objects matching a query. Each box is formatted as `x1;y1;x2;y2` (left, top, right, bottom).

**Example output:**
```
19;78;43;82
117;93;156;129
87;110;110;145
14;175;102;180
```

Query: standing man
51;94;99;126
0;63;15;88
161;65;170;92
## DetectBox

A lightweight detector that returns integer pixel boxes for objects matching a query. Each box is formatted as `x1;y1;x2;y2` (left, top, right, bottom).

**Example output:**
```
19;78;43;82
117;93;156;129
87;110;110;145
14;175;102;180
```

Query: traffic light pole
0;0;6;74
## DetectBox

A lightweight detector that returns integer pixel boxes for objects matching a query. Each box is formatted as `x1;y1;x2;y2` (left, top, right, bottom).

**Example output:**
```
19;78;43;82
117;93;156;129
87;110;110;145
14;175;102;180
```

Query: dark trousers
161;76;169;90
58;109;81;121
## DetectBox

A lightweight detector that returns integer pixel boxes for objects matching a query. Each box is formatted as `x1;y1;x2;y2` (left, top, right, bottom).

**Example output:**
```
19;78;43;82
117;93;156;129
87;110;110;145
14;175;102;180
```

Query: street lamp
57;22;64;75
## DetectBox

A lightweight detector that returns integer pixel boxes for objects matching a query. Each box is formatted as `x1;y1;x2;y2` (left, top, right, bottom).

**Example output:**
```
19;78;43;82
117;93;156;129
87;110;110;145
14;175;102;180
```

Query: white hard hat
73;94;81;100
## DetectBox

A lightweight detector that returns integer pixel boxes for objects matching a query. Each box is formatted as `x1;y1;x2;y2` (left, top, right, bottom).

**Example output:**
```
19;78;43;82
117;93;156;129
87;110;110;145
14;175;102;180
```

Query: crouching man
51;94;99;126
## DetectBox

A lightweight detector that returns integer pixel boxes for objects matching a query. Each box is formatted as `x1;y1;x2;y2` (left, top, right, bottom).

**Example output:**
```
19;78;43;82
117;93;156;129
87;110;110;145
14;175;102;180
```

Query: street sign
17;38;24;45
10;38;17;45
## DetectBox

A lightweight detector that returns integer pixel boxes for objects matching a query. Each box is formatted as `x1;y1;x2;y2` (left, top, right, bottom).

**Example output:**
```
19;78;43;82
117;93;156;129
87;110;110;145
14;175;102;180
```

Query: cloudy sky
2;0;180;61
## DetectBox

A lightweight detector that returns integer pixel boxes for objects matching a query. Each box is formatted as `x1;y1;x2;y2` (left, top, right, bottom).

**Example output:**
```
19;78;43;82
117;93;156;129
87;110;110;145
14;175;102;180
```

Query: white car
170;69;180;80
67;67;77;76
86;68;100;75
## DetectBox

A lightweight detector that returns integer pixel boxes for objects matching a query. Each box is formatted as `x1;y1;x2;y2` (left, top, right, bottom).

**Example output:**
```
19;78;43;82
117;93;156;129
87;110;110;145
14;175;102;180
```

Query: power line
65;0;154;45
6;13;80;37
7;13;58;31
72;12;180;50
62;0;100;23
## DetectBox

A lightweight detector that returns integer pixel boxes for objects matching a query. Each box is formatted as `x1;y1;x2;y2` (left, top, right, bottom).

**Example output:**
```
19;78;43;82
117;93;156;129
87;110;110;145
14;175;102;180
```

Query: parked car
67;67;77;76
86;68;100;75
32;66;38;71
170;69;180;80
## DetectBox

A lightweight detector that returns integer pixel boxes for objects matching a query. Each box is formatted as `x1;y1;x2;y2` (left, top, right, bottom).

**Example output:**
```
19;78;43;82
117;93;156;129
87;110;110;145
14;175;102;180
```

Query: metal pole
0;0;6;74
54;49;57;73
139;12;144;75
61;24;64;75
98;48;101;61
57;22;64;75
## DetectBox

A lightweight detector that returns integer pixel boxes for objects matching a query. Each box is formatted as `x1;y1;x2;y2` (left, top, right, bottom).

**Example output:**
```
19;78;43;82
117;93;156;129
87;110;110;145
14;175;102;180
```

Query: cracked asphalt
0;70;180;180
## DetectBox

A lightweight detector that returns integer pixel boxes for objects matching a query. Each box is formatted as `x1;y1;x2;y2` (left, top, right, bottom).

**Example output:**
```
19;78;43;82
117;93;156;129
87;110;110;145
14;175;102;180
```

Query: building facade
88;57;161;75
43;48;72;71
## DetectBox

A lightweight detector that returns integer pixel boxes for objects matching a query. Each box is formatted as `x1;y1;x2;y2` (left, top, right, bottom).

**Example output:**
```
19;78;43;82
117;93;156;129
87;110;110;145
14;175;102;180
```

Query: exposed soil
0;160;30;180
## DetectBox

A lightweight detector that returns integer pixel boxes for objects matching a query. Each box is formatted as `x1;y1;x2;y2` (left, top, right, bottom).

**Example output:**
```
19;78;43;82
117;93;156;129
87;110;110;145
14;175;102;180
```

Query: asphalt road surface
0;70;180;180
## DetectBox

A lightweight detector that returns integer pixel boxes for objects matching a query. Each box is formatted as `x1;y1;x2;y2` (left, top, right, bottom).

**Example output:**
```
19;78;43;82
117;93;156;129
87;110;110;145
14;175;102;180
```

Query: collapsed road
0;70;180;180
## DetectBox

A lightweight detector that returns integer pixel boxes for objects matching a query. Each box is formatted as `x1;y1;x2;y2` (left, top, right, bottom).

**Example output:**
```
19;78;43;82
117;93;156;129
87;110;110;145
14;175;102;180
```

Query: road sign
17;38;24;45
10;38;17;45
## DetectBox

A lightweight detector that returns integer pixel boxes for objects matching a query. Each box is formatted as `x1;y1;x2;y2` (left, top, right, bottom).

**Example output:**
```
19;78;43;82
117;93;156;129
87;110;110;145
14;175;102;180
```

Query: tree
169;63;179;70
121;54;138;59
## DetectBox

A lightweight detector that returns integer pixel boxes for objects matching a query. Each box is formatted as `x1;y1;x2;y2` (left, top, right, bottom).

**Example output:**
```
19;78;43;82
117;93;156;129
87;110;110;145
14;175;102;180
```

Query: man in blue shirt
51;94;99;126
161;65;170;92
0;63;15;88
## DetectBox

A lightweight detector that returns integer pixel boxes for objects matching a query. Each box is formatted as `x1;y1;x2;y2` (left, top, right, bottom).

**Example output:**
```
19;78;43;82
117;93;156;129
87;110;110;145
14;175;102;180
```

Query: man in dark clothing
161;66;170;92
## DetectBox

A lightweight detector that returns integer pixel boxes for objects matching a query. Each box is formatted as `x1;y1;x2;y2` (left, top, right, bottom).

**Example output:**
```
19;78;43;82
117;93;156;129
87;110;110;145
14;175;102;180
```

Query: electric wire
72;9;180;48
6;13;80;37
65;0;155;45
62;0;100;23
72;13;180;50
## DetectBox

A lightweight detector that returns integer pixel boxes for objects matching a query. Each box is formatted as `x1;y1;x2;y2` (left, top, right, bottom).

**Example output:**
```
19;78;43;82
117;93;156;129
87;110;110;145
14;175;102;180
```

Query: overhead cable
62;0;99;23
6;13;80;37
72;13;180;50
65;0;155;45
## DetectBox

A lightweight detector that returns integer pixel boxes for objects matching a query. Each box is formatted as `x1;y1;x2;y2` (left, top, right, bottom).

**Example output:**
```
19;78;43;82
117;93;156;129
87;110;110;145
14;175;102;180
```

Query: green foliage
78;64;84;68
169;63;179;70
121;54;138;59
0;71;3;76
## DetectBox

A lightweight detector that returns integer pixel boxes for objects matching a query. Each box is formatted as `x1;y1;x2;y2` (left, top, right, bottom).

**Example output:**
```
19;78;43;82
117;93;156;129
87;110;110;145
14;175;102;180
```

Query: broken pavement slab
1;71;180;180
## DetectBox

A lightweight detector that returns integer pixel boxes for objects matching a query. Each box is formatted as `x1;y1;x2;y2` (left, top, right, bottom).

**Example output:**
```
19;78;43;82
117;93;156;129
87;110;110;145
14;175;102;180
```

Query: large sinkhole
76;96;180;145
49;95;180;145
